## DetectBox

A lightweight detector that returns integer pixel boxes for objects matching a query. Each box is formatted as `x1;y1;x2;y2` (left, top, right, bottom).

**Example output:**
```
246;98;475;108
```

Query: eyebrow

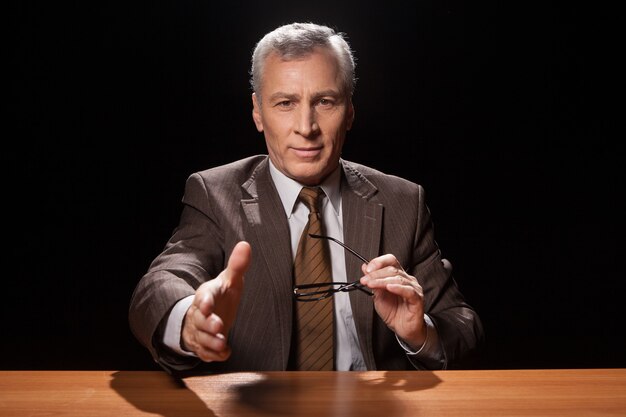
268;89;342;103
312;89;342;100
268;92;298;103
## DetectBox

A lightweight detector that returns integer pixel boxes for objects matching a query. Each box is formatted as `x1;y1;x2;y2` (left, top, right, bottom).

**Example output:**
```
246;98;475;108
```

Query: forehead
260;48;343;94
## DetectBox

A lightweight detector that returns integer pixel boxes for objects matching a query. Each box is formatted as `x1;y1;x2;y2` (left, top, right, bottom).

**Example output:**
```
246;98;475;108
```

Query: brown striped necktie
294;186;334;371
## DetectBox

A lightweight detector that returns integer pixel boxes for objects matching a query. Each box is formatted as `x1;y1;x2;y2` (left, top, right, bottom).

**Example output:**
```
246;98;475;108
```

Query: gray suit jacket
129;155;483;372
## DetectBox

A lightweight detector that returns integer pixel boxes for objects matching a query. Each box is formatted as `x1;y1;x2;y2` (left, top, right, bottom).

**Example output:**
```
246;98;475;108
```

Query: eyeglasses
293;234;374;302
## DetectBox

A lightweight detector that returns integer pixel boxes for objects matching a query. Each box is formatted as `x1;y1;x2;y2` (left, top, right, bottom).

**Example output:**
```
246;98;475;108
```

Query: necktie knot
298;187;323;214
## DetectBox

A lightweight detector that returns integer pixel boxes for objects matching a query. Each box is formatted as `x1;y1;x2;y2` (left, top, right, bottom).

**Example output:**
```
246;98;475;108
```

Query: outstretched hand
181;241;251;362
359;254;427;351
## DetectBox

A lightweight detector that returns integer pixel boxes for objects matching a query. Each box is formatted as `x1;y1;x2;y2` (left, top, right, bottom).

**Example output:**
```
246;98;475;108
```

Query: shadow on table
110;371;214;417
111;370;441;417
232;371;442;417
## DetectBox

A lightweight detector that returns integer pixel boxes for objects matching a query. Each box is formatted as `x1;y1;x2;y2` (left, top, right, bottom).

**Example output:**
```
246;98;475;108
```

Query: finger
360;266;405;288
223;241;252;290
194;241;251;316
194;333;232;362
364;254;403;273
183;313;230;360
195;286;216;317
364;265;403;280
384;283;422;303
195;330;229;354
193;312;225;335
363;274;411;289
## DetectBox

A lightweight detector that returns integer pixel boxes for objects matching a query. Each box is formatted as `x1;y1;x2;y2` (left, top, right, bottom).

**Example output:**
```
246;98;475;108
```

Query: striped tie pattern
294;187;334;371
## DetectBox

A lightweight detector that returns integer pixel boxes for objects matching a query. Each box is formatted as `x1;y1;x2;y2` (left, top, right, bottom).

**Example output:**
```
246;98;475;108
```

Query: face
252;47;354;185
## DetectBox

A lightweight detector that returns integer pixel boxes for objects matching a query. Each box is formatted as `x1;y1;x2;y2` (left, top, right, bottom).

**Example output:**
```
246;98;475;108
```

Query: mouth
291;146;323;159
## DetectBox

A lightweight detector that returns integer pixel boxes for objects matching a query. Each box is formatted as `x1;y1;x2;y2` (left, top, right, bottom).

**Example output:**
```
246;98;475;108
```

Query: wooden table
1;369;625;416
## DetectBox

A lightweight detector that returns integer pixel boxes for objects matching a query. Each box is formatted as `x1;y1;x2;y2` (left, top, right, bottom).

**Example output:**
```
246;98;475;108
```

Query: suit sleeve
128;173;227;372
411;185;485;369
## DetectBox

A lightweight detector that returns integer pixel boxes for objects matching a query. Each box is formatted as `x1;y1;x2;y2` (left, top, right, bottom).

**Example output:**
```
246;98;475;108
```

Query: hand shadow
110;371;215;417
231;371;441;417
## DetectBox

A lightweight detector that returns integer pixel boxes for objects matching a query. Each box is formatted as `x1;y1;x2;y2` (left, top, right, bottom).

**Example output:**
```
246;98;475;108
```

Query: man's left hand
360;255;426;351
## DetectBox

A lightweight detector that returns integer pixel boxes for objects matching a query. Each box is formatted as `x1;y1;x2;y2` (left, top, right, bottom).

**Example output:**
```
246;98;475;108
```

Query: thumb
223;241;252;288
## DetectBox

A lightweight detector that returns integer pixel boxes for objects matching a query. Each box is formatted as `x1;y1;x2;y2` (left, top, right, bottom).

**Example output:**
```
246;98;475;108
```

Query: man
129;22;483;373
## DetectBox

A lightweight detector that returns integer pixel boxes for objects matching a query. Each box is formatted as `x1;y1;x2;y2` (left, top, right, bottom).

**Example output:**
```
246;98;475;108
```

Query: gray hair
250;22;356;101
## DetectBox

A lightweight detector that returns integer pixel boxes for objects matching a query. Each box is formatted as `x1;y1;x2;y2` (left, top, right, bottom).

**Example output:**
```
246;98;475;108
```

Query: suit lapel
341;160;383;370
240;159;293;369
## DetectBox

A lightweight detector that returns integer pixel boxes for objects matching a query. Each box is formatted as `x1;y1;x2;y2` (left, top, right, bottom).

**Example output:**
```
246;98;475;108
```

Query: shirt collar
268;159;342;218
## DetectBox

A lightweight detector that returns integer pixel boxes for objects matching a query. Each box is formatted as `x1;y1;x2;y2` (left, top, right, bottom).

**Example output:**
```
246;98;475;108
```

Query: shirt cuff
395;315;445;369
163;295;198;357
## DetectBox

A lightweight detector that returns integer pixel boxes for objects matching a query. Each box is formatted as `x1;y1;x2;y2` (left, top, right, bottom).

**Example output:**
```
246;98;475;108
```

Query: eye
317;98;334;107
276;100;293;108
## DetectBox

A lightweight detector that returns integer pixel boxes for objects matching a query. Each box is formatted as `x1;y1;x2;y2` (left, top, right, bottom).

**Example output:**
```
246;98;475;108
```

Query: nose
294;105;320;138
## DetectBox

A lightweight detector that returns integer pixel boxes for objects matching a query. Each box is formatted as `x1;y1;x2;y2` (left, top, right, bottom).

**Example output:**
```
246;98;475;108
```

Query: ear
252;93;264;132
346;99;355;131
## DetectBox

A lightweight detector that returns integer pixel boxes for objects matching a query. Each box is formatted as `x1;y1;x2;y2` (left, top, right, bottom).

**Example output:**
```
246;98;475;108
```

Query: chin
291;175;320;186
289;171;322;185
286;164;323;184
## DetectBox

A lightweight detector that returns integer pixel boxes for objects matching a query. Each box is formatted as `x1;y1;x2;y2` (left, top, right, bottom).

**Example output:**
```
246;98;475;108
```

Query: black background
5;1;624;370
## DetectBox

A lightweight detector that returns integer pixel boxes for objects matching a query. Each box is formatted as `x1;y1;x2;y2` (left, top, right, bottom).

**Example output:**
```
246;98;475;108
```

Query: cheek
263;116;289;143
263;128;289;163
264;136;281;159
329;131;346;153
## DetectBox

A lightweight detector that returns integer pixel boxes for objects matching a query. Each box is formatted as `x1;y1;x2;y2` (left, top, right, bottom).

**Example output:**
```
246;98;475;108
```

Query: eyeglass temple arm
308;234;370;264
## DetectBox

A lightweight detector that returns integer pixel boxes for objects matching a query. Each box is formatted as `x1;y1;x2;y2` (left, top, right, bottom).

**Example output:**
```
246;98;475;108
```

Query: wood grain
0;369;624;416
